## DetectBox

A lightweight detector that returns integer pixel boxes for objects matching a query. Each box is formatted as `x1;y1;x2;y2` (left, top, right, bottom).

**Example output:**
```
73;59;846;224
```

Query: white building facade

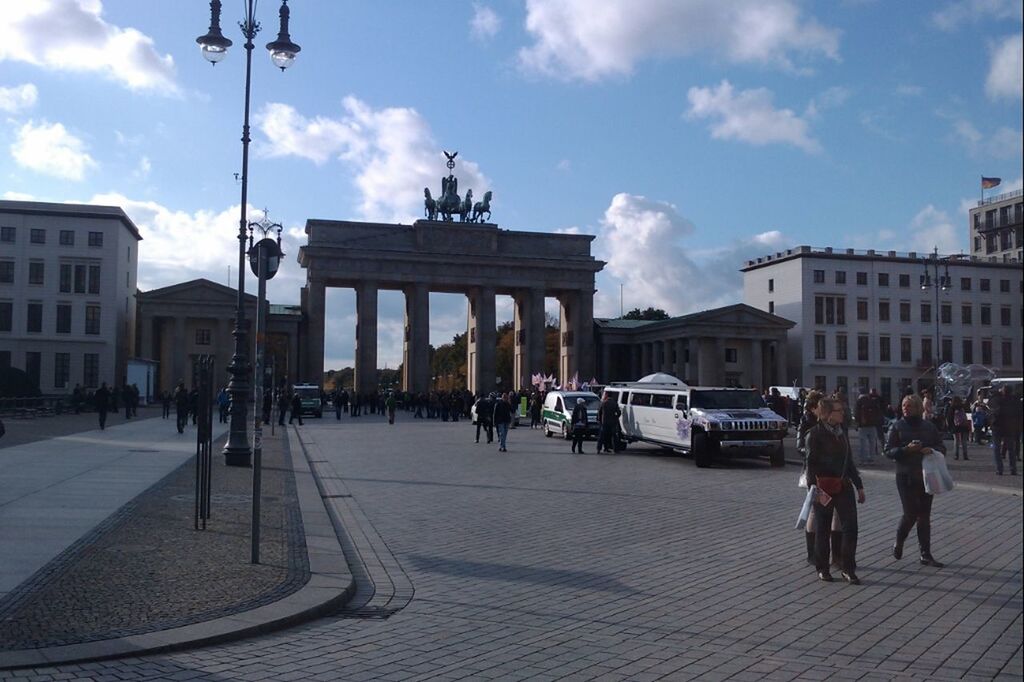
0;201;141;394
970;189;1023;263
743;245;1023;405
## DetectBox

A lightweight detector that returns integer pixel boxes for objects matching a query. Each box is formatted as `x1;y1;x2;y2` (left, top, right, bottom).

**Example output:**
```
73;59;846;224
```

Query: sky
1;0;1022;371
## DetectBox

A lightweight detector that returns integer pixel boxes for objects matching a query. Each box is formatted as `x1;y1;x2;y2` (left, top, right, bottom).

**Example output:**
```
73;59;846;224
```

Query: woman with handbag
885;394;946;568
796;390;823;564
807;397;866;584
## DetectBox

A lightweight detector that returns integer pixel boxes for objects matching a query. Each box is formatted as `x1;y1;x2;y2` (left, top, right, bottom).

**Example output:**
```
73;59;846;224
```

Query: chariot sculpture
424;150;493;223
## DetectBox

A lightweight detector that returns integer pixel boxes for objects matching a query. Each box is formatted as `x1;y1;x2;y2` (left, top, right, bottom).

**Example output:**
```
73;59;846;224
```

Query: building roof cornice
0;200;143;241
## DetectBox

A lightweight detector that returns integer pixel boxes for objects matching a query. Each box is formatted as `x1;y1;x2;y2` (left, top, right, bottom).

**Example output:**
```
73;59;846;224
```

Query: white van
542;391;600;439
603;375;788;468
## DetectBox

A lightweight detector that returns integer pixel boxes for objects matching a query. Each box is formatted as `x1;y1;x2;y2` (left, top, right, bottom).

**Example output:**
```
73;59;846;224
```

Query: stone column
749;338;764;389
674;338;687;380
139;313;153;362
466;287;496;395
402;283;430;394
640;342;650;377
172;316;185;385
698;337;719;386
575;289;595;383
600;341;612;382
354;281;378;395
630;344;641;379
304;278;326;386
775;336;788;386
514;288;546;391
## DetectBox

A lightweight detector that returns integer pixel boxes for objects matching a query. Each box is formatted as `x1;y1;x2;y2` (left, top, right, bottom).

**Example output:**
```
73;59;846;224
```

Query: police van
542;390;601;439
292;383;323;418
602;374;788;468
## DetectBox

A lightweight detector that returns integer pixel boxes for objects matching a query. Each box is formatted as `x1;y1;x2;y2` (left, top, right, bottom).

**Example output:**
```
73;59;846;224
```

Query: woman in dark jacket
570;398;589;454
797;390;826;564
885;394;946;567
807;397;866;584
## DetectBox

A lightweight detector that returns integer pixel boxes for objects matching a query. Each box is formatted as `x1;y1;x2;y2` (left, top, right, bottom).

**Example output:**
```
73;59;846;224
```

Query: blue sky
1;0;1021;370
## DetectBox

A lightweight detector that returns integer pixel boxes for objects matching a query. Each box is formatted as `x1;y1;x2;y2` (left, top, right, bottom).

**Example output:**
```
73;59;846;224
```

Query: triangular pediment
139;278;256;305
676;303;794;329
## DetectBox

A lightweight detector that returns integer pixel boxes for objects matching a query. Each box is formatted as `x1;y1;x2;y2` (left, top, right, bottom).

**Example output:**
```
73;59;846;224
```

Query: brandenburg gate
297;154;605;395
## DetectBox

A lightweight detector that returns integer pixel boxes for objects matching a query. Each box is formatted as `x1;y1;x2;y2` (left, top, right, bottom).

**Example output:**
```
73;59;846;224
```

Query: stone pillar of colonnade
558;289;596;386
749;339;764;390
466;287;496;396
353;281;378;395
303;279;326;387
673;338;687;381
513;288;546;392
402;283;431;395
698;336;720;387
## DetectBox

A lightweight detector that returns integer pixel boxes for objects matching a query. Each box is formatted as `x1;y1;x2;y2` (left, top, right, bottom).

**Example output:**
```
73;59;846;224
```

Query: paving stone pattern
5;419;1022;680
0;429;307;649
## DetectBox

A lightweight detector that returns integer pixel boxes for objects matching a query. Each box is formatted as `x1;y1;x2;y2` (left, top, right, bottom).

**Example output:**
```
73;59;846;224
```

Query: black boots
893;540;904;560
805;533;815;564
920;554;945;568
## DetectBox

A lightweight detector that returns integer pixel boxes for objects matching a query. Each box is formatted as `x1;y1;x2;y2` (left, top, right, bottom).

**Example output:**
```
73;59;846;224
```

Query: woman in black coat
570;398;589;454
885;394;946;567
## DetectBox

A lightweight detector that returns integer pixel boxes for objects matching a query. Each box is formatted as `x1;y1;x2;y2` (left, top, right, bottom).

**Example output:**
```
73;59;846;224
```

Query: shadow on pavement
406;554;640;594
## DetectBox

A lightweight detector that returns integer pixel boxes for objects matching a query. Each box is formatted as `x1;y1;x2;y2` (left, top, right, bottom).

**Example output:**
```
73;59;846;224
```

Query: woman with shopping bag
885;394;947;568
807;398;866;585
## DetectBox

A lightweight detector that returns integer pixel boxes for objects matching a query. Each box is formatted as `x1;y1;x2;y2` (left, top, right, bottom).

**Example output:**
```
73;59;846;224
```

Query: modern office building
970;189;1023;263
743;245;1023;404
0;200;141;393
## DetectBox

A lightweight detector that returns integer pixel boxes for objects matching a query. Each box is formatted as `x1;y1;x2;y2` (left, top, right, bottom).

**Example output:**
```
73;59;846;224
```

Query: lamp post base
224;448;253;467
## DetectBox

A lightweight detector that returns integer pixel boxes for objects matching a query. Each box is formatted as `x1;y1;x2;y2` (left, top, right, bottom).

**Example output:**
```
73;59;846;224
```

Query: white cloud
686;80;821;153
0;0;178;94
895;84;924;97
986;34;1023;100
908;205;963;254
11;120;97;180
804;85;850;119
518;0;839;81
132;155;151;180
2;191;37;201
0;83;38;113
597;193;788;316
950;118;1022;159
257;96;491;223
932;0;1022;30
470;4;502;41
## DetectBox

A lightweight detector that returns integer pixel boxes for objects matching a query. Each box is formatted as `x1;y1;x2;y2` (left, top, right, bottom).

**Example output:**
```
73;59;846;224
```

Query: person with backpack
947;396;969;460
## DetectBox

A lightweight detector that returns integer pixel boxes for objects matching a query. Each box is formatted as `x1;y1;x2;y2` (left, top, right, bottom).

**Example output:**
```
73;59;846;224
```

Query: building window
899;301;911;322
856;271;867;285
980;278;990;292
940;304;951;325
27;302;42;333
899;273;910;288
1002;341;1013;367
879;336;891;362
0;226;15;242
981;339;992;365
768;301;774;314
920;303;931;324
922;338;933;365
88;231;103;247
880;377;892;404
878;273;889;287
25;351;41;388
879;300;890;322
88;265;101;294
857;299;868;321
83;353;99;388
981;305;991;325
814;375;827;391
60;230;74;245
1000;279;1010;293
56;304;71;333
768;278;774;293
30;228;45;244
0;301;11;332
960;277;971;291
941;338;953;363
60;264;72;293
900;337;912;363
724;348;738;363
0;350;9;369
836;376;848;392
836;334;848;361
814;334;826;359
85;305;100;334
835;271;846;284
962;305;972;325
814;295;846;325
813;269;825;283
196;328;212;345
54;353;70;389
857;335;869;362
74;264;86;293
28;261;44;285
1001;307;1011;326
0;261;13;284
962;339;973;364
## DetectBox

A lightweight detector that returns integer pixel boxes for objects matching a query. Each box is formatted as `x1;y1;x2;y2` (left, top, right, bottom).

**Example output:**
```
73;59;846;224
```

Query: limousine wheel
693;433;712;468
770;443;785;468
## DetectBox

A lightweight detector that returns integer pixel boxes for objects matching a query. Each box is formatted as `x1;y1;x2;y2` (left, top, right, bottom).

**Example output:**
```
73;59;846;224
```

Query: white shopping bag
795;485;818;529
922;452;954;495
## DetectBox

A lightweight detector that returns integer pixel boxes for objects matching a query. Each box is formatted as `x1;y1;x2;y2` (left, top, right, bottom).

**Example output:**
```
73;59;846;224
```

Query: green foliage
622;307;670;321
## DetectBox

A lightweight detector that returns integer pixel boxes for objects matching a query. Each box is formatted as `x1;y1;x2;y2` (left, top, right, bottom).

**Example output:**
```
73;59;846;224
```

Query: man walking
597;393;621;454
493;393;512;452
990;386;1021;476
277;389;289;426
289;390;304;426
95;382;110;430
854;387;882;465
173;381;189;433
475;394;493;444
571;397;589;454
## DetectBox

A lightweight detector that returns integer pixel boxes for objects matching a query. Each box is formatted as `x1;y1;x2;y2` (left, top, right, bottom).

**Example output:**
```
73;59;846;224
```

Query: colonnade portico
298;219;604;395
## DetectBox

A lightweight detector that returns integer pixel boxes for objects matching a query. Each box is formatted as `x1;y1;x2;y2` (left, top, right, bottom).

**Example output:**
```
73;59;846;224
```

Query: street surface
4;417;1021;681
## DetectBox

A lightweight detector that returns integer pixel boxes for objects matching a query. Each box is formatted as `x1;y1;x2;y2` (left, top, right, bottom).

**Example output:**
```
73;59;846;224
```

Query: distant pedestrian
333;389;343;420
947;397;969;460
189;387;199;425
289;391;304;425
161;390;171;419
130;384;140;417
530;394;542;429
854;387;883;465
597;393;620;453
95;382;110;430
277;390;289;426
386;392;397;425
989;386;1021;476
886;394;947;567
262;389;272;424
474;394;493;444
493;393;512;452
72;384;83;414
173;381;189;433
570;397;589;454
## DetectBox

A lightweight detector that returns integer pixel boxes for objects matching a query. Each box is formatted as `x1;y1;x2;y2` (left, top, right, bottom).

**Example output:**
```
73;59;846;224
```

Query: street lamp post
197;0;300;467
920;247;952;383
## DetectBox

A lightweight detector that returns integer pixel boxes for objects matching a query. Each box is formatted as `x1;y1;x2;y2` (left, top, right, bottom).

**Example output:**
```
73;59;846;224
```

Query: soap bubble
935;362;995;401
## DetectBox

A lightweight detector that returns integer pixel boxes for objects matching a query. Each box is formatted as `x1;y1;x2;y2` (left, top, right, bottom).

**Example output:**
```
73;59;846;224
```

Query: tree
622;307;670;321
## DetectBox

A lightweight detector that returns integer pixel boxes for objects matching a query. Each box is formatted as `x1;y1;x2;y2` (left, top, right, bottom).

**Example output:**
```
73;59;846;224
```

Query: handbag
922;452;954;495
814;429;849;497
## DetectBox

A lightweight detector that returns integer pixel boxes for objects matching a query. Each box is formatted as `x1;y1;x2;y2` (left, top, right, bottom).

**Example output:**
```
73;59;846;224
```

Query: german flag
981;176;1001;189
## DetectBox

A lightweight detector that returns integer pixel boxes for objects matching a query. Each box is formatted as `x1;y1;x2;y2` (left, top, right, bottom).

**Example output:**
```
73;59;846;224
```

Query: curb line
0;427;355;670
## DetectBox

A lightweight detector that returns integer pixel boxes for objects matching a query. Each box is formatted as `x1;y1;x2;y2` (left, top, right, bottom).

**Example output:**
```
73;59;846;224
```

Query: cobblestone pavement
0;429;306;649
6;419;1021;681
0;406;164;450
